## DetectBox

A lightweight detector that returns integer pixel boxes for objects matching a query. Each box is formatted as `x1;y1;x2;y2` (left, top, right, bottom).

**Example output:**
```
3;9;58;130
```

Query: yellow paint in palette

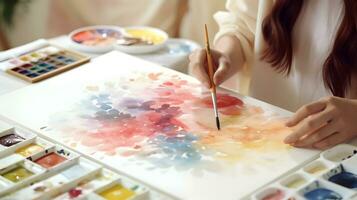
99;184;135;200
2;166;34;182
16;144;44;157
126;29;165;44
286;178;306;189
306;165;327;175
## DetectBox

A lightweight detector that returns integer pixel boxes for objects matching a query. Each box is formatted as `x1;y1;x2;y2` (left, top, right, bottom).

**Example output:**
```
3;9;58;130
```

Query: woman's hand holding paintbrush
188;34;244;90
189;31;245;130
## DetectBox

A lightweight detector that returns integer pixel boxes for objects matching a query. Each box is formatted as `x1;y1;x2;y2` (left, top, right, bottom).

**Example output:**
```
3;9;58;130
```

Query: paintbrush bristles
216;117;221;130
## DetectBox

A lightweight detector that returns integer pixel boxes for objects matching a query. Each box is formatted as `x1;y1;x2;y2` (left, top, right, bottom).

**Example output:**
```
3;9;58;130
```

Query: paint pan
0;160;44;184
53;168;119;200
280;173;309;189
94;178;149;200
323;164;357;190
321;144;357;163
303;160;331;176
299;180;353;200
253;187;286;200
29;145;79;170
3;158;101;199
15;137;53;158
0;128;26;148
69;25;124;53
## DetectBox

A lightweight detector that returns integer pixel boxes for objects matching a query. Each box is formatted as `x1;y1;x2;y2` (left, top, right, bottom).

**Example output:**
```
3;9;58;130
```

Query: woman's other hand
284;96;357;149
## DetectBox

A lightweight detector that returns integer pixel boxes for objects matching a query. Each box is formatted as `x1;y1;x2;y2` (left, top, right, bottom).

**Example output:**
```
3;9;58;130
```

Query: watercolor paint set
0;39;90;83
250;144;357;200
0;125;166;200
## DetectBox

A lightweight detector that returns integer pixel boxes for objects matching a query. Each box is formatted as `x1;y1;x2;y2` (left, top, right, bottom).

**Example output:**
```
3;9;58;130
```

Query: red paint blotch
202;94;244;108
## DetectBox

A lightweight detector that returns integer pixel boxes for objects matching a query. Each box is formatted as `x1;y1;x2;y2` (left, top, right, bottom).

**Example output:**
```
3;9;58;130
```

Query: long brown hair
262;0;357;97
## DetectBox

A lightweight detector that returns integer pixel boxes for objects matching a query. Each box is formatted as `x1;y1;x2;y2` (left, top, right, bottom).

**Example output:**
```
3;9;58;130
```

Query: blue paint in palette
304;188;342;200
329;171;357;189
38;62;48;67
27;73;39;78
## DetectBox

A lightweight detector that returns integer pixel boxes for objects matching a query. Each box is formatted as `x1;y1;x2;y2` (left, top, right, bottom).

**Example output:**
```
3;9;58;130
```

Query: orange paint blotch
148;72;162;81
220;106;242;116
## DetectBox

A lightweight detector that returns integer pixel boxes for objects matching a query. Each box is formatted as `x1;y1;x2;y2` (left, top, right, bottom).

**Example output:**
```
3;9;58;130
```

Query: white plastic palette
251;144;357;200
0;125;171;200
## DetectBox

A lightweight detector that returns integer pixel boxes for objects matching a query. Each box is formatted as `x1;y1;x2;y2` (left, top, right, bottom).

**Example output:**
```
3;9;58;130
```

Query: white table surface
0;35;200;96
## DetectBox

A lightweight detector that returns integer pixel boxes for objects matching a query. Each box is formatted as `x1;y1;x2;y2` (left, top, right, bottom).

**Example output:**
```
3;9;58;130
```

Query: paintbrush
204;24;221;131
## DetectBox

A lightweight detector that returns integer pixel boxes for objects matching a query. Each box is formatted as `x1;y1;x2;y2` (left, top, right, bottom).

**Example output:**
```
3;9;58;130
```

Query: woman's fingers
189;48;231;88
286;100;327;127
284;107;334;144
189;49;210;88
313;131;350;150
291;119;338;147
213;58;230;86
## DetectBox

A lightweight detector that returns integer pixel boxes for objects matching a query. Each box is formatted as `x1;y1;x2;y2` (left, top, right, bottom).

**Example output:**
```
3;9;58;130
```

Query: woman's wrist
214;34;245;73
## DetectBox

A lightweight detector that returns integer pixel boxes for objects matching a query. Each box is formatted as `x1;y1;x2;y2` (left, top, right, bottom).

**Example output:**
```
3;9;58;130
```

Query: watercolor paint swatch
35;153;67;168
0;134;24;147
16;144;44;157
0;52;320;200
2;166;34;182
99;184;135;200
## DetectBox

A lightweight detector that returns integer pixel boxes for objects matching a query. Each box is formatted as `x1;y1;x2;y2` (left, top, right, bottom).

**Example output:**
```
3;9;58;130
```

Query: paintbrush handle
205;49;216;89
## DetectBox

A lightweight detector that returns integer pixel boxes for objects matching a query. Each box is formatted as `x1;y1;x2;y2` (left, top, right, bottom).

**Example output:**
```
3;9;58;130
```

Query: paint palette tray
250;144;357;200
0;39;90;83
0;122;170;199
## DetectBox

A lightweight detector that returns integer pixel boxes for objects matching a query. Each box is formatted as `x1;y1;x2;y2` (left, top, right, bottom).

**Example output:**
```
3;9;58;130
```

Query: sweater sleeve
213;0;258;64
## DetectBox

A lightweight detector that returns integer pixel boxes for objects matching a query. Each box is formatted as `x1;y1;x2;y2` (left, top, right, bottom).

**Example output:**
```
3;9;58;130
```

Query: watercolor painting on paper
44;71;292;169
0;52;320;199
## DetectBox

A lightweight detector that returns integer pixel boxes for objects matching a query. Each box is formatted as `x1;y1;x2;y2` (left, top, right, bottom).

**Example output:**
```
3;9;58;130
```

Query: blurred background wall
0;0;226;51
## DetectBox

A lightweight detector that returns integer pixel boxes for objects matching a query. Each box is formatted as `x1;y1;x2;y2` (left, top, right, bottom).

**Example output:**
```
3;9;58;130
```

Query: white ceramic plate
69;25;124;54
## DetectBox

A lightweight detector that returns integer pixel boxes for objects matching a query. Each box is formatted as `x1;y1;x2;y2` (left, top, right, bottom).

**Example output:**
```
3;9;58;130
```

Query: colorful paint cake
0;134;24;147
35;152;67;168
306;165;327;175
2;166;34;182
329;171;357;189
286;178;306;189
99;184;135;200
262;190;284;200
16;144;44;157
304;188;342;200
